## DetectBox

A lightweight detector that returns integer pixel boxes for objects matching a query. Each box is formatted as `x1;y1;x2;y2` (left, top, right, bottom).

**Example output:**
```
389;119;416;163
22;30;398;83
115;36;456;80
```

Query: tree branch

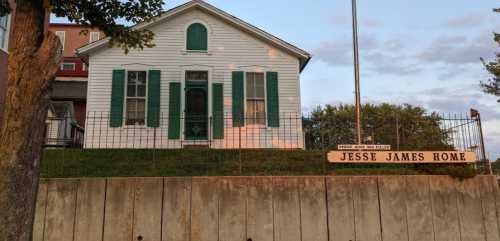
34;31;63;90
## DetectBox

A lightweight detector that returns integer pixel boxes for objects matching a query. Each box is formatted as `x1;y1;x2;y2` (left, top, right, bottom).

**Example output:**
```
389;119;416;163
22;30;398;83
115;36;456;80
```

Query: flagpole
352;0;362;144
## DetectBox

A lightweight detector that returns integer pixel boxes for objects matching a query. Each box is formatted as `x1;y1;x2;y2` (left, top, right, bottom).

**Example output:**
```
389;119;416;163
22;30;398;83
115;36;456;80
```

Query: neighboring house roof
76;0;312;72
49;81;88;100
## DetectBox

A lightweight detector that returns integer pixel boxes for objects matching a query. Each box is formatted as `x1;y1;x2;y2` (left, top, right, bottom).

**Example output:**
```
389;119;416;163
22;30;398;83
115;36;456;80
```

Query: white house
77;0;311;149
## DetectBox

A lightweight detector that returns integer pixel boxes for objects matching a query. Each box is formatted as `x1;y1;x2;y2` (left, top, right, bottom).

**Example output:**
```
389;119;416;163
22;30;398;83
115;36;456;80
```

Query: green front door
184;73;208;140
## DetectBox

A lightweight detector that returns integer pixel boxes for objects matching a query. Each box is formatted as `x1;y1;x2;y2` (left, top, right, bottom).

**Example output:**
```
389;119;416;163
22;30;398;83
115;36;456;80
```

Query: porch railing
44;116;85;148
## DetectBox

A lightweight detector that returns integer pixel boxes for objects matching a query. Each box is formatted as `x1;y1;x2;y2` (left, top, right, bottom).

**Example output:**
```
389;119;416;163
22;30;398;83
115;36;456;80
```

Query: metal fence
84;112;304;149
303;112;485;157
41;111;492;176
49;111;487;161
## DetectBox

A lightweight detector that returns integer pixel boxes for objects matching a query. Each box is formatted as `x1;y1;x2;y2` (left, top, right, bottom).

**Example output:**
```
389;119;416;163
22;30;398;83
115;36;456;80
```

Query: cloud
312;34;380;66
416;32;496;65
364;52;422;76
445;12;487;29
400;85;500;120
313;34;424;77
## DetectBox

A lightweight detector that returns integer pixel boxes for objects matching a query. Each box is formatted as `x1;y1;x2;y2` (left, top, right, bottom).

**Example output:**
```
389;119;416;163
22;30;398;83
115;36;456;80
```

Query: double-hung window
89;32;100;43
0;14;9;51
55;31;65;50
246;72;266;125
61;62;75;71
126;71;147;125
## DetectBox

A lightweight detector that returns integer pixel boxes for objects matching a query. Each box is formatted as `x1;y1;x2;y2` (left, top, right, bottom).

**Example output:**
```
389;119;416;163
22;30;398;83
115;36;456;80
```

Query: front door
184;71;208;140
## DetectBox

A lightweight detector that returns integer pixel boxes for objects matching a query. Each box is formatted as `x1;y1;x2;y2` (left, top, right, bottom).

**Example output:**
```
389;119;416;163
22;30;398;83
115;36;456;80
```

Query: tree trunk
0;0;62;240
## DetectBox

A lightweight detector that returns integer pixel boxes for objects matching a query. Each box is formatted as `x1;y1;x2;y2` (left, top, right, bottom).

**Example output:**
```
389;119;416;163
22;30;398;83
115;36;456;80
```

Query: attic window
186;23;208;51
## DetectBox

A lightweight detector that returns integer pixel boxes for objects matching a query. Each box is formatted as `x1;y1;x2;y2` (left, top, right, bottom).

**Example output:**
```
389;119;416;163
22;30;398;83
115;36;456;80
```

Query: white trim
0;14;11;53
76;1;310;63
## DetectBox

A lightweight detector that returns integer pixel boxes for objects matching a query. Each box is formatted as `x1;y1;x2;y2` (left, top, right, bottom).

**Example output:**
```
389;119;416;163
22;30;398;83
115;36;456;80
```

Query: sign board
338;144;391;150
327;151;477;164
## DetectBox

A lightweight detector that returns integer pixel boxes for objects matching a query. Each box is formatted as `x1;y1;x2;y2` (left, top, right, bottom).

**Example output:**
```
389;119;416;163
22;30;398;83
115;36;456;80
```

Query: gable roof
76;0;312;72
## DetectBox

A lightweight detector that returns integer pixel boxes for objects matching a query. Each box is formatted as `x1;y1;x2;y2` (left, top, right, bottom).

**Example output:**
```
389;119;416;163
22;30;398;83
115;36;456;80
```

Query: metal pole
476;113;490;173
352;0;362;144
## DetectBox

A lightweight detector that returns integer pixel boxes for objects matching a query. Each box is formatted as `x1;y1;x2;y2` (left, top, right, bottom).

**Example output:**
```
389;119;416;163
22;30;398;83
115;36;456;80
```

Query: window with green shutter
212;83;224;139
266;72;280;127
147;70;161;127
168;82;181;139
125;71;147;126
232;71;244;127
110;69;125;127
186;23;208;51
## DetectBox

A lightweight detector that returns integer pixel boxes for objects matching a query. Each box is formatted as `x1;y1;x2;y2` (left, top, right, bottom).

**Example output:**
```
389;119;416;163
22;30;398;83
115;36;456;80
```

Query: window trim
124;70;149;127
89;32;100;43
184;20;210;53
60;62;76;71
244;71;268;127
55;31;66;50
0;14;11;53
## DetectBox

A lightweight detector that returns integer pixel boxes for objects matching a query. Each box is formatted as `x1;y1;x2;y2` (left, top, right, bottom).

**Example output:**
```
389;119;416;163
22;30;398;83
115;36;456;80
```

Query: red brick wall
49;24;104;58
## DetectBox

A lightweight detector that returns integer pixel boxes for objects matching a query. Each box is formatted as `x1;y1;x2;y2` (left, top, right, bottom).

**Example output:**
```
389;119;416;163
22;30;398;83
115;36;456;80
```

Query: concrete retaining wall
33;176;500;241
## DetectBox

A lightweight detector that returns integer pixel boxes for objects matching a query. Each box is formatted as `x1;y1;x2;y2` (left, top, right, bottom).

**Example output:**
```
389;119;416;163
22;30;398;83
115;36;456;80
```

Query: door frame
184;80;208;140
179;65;213;141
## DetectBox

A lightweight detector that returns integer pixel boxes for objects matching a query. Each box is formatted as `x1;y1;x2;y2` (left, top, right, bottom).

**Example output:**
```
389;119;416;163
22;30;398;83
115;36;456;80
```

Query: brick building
48;23;104;126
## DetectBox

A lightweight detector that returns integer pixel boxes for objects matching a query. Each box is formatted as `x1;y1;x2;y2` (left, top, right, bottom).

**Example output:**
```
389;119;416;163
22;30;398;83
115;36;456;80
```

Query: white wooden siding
85;9;303;149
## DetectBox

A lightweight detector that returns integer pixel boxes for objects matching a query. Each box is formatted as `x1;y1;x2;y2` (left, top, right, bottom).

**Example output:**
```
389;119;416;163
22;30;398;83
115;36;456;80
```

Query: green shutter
232;71;244;127
187;23;208;51
110;69;125;127
212;83;224;139
168;82;181;139
147;70;161;127
266;72;280;127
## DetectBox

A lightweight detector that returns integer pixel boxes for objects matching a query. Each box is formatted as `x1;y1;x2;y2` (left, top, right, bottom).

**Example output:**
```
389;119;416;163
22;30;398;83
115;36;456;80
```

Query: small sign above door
338;144;391;150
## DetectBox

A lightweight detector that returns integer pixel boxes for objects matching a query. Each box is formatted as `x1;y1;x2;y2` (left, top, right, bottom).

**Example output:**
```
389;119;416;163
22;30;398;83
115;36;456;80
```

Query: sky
54;0;500;159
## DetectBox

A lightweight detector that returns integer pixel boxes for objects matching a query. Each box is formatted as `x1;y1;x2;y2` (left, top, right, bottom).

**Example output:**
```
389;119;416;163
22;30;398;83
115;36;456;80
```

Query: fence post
239;126;242;174
153;112;157;168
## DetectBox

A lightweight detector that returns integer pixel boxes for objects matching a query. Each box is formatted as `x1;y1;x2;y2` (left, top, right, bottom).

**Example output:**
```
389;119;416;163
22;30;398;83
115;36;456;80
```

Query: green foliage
0;0;164;53
480;7;500;97
0;0;10;16
41;149;477;179
304;103;453;150
492;158;500;174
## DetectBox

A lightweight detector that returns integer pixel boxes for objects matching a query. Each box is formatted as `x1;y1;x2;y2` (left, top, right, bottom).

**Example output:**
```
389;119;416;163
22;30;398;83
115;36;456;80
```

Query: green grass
41;149;478;179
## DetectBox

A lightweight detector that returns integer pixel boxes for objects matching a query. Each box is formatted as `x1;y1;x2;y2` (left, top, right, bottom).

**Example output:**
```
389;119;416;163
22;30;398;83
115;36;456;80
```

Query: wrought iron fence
84;112;304;149
41;111;490;176
303;112;486;166
83;111;485;154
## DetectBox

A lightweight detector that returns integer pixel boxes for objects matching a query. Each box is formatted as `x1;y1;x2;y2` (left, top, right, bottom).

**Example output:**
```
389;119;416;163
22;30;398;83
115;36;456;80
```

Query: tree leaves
304;104;452;150
480;8;500;97
0;0;11;16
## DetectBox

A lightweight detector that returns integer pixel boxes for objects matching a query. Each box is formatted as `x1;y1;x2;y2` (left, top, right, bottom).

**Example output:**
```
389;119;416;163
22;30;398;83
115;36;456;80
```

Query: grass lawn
41;149;478;179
